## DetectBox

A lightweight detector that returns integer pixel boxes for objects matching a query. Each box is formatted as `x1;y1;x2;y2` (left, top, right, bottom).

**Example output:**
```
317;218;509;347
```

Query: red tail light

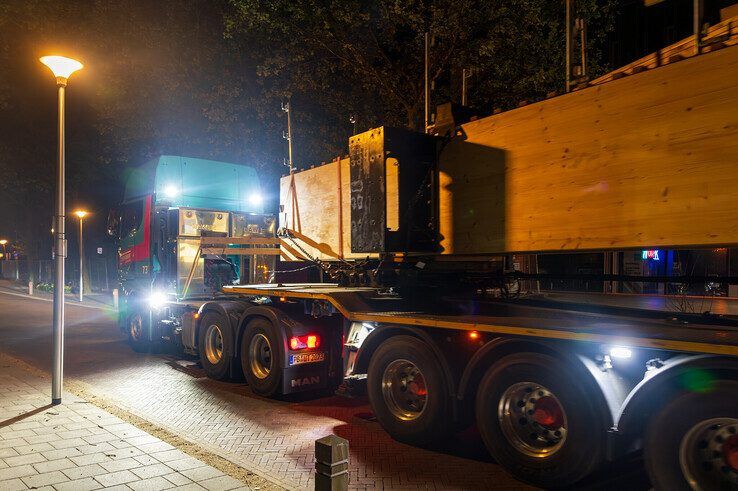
289;334;321;350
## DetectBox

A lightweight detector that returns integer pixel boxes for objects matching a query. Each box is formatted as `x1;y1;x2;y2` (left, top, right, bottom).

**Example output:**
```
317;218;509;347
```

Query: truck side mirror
107;208;120;237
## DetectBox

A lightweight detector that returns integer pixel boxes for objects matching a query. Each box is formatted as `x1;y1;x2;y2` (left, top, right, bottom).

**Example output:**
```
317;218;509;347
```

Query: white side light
609;346;633;359
163;185;179;199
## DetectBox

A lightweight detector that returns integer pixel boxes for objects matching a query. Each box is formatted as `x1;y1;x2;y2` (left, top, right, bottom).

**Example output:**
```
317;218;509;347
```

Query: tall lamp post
40;55;83;405
74;210;88;302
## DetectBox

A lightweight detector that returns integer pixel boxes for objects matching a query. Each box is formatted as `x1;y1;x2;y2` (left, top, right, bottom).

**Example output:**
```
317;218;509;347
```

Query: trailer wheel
645;381;738;491
476;352;605;488
127;309;154;353
240;318;282;397
367;335;451;445
197;311;234;381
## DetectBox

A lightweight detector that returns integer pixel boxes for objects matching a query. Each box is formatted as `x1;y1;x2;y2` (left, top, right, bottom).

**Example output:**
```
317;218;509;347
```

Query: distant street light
40;54;83;406
74;210;88;302
0;239;7;260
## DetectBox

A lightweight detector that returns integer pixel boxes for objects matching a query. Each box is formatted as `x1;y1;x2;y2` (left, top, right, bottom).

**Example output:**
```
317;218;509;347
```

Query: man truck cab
108;155;275;351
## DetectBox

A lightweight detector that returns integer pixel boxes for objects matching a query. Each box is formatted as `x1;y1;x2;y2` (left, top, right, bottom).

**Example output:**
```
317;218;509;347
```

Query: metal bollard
112;288;119;310
315;435;349;491
28;281;33;295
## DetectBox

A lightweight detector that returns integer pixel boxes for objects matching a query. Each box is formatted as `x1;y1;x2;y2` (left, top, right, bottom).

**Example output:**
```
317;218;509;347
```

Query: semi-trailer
113;36;738;489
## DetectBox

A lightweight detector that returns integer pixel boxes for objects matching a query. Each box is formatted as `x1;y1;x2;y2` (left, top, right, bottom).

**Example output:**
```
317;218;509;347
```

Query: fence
0;258;116;293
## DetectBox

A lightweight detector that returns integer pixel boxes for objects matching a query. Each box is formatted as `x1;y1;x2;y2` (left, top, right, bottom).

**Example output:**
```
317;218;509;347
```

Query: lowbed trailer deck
224;284;738;357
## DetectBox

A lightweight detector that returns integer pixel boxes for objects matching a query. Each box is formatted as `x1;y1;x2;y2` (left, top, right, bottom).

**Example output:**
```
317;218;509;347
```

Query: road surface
0;290;650;490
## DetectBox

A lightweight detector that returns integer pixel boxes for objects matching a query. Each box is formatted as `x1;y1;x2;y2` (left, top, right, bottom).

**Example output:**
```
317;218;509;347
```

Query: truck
112;30;738;490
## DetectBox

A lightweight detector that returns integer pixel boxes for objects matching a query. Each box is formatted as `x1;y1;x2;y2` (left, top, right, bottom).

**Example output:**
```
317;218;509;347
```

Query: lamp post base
52;398;61;405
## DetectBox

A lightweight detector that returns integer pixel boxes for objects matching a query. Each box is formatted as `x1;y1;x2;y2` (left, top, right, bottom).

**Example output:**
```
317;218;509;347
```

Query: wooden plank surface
440;44;738;254
279;157;369;260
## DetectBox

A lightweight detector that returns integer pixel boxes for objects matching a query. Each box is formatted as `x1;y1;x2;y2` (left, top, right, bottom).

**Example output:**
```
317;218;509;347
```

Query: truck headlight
148;291;168;310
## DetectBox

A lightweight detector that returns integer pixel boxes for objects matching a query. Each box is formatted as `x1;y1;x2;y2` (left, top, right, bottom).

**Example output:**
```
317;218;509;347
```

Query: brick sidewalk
0;364;249;490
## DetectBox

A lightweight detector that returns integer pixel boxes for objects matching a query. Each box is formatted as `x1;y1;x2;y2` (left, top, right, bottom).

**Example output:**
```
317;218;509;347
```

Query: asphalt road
0;290;652;490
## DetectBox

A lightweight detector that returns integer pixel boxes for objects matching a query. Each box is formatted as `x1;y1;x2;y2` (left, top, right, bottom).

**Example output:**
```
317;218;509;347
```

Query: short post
315;435;349;491
28;281;33;295
112;288;119;310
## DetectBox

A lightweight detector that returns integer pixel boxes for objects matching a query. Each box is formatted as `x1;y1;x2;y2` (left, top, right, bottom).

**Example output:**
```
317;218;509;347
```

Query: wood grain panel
443;45;738;253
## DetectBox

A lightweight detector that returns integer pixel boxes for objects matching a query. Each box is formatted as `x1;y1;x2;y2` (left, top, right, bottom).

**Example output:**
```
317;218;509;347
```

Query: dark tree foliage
0;0;617;259
225;0;618;163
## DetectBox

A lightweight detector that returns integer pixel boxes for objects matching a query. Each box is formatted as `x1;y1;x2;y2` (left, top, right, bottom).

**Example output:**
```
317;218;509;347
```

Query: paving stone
163;457;204;472
149;449;186;463
69;452;111;467
137;442;175;454
128;475;175;491
20;470;69;488
41;448;83;461
0;447;19;458
163;471;192;486
180;465;224;482
53;476;104;491
199;475;244;491
61;463;107;480
99;457;142;473
0;477;28;491
130;463;173;479
33;458;76;473
4;452;46;467
14;442;54;455
133;454;160;466
92;469;139;487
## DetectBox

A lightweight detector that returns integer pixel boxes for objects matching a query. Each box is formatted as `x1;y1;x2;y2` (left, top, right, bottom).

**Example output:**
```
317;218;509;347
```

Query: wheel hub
680;418;738;489
498;383;568;458
381;359;427;421
129;314;142;341
204;324;224;365
248;333;272;380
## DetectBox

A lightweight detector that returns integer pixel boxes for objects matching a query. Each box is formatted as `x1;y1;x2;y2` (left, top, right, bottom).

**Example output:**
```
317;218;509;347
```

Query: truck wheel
240;318;282;397
367;335;451;445
127;310;154;353
645;381;738;491
476;352;605;488
198;311;234;381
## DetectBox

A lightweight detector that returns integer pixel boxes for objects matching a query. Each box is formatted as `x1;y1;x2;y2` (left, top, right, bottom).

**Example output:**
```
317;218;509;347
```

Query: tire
240;318;282;397
475;352;606;488
367;335;451;445
645;380;738;491
198;311;235;381
126;307;154;353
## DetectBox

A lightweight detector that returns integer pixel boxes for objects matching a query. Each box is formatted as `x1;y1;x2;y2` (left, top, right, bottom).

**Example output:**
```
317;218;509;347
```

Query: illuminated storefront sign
642;250;660;261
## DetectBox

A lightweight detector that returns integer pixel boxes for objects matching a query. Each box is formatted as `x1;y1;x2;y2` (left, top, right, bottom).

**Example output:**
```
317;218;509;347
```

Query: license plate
289;352;326;366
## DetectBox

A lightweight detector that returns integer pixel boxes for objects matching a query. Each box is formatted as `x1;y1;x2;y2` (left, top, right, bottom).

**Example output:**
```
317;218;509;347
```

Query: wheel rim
679;417;738;490
248;333;272;380
498;382;568;458
204;324;224;365
129;314;143;342
381;359;428;421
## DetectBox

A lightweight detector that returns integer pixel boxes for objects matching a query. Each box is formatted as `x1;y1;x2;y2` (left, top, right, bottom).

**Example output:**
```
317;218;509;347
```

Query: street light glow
39;56;83;80
74;210;88;219
0;240;7;246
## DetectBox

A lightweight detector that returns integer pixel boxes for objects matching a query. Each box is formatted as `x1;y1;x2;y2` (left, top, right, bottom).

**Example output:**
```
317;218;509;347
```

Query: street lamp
0;239;7;260
74;210;88;302
40;54;83;405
